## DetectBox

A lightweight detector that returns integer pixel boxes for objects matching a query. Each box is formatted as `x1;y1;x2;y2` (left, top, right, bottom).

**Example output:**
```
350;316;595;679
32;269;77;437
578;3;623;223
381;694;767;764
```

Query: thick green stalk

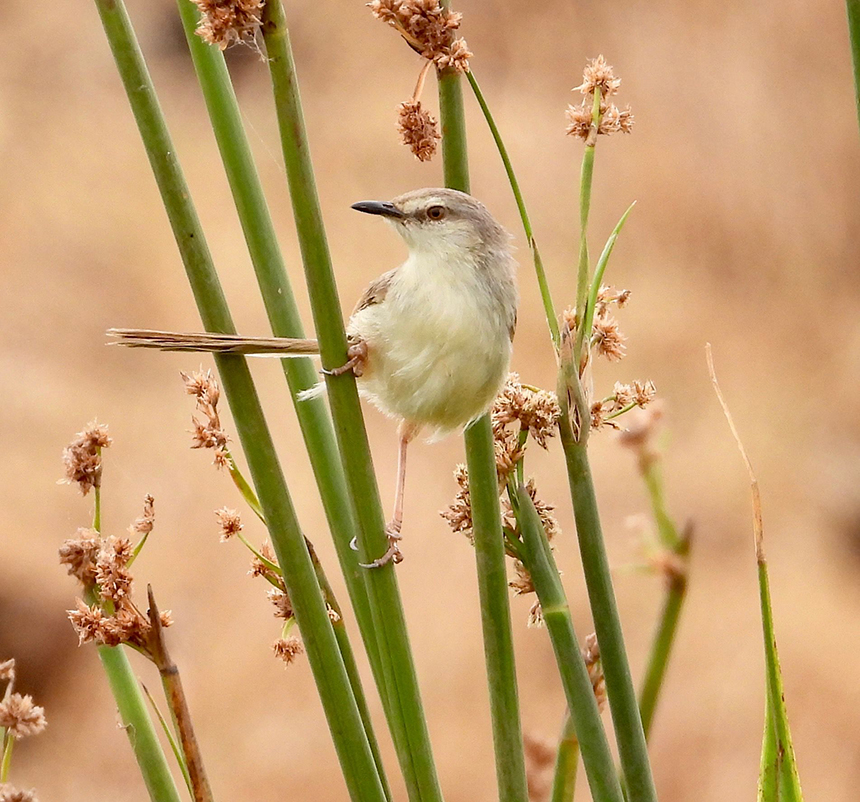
97;646;184;802
175;6;390;791
464;71;559;347
516;486;624;802
464;417;529;802
437;58;529;802
560;440;657;802
94;2;386;798
261;4;442;800
847;0;860;133
550;714;579;802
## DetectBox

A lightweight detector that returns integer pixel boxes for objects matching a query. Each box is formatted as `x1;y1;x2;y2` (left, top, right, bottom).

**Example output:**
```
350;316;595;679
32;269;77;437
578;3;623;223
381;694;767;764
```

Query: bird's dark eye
426;205;446;221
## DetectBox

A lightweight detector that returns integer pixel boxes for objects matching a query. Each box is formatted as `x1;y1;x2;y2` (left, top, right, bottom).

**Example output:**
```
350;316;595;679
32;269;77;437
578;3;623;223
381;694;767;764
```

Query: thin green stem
574;90;602;340
261;4;442;800
559;440;657;802
578;202;636;358
0;734;13;783
638;574;686;740
550;714;579;802
641;460;682;553
438;53;529;802
516;485;624;802
847;0;860;133
142;683;195;798
465;70;559;346
94;2;386;798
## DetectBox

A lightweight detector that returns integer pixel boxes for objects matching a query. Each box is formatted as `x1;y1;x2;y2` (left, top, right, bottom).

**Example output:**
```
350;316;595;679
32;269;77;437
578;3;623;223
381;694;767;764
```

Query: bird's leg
321;337;368;377
361;420;418;569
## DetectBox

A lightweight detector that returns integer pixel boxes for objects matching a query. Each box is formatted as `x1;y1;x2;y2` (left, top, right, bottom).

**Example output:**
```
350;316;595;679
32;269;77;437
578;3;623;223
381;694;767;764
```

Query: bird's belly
356;297;510;435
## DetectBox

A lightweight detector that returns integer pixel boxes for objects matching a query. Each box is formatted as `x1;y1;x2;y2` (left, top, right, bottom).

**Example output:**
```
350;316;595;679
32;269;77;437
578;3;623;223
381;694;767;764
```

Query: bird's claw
360;523;404;569
321;340;368;378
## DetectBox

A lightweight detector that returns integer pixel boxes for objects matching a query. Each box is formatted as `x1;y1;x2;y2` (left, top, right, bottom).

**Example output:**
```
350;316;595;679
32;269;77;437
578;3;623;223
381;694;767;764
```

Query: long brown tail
107;328;320;356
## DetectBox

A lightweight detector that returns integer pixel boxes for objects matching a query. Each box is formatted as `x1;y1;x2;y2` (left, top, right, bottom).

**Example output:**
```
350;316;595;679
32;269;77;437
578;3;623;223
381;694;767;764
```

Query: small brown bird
111;188;518;566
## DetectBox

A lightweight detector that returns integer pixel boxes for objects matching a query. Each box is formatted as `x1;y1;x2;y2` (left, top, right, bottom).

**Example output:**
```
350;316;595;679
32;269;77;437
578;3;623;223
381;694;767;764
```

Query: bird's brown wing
351;268;398;316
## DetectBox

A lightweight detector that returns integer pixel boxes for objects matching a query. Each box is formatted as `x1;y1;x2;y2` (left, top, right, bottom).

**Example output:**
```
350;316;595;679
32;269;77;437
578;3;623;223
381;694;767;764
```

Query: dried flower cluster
272;637;304;665
215;506;243;542
60;422;111;495
368;0;471;72
492;374;561;449
440;464;473;542
397;100;441;161
1;658;46;802
582;632;607;711
130;494;155;538
61;529;172;656
0;783;38;802
566;55;634;141
192;0;263;51
182;369;231;469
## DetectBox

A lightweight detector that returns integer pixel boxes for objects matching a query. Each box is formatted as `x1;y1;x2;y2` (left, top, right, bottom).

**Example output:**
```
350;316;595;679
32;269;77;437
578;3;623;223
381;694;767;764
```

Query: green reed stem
176;7;390;793
94;2;386;798
639;572;686;741
97;646;184;802
634;443;690;739
0;734;13;784
559;440;657;802
437;55;529;802
847;0;860;133
464;71;560;347
261;4;442;800
550;714;579;802
516;485;624;802
574;90;602;342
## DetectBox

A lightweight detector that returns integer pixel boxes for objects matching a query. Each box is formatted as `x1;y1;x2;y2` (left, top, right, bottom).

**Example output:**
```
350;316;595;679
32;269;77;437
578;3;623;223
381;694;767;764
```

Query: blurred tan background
2;0;859;799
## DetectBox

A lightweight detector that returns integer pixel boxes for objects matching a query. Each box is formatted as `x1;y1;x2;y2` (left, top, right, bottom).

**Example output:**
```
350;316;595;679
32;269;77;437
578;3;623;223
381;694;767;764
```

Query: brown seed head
130;494;155;537
272;636;304;665
0;694;47;739
94;536;134;604
368;0;471;72
182;370;231;469
0;659;15;684
582;633;607;711
59;529;101;587
215;507;243;542
397;100;441;162
592;314;627;362
574;55;621;98
632;379;657;407
492;374;560;449
267;588;294;620
192;0;264;51
61;422;112;496
0;784;39;802
440;464;473;543
508;560;534;596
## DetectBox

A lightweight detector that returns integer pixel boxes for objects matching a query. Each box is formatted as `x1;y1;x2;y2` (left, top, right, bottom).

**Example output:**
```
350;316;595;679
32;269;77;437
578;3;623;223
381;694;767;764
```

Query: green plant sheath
93;2;386;798
98;646;184;802
261;3;443;800
560;440;657;802
550;714;579;802
175;4;390;794
517;486;624;802
848;0;860;133
436;52;529;802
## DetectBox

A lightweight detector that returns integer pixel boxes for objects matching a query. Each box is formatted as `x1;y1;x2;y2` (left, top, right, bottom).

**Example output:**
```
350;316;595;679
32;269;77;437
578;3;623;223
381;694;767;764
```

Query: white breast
349;249;513;437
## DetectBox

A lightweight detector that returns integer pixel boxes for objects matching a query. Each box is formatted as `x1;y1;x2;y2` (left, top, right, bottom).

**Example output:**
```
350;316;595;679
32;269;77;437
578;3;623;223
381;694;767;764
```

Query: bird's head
351;188;509;260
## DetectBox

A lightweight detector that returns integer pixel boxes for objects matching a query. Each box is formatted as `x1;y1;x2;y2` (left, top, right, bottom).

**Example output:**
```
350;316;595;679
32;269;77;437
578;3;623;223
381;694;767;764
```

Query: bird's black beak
351;200;404;219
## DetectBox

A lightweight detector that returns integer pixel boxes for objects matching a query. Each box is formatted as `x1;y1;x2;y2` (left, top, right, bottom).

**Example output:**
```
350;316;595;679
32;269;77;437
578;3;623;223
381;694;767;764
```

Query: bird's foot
360;520;404;569
321;338;368;378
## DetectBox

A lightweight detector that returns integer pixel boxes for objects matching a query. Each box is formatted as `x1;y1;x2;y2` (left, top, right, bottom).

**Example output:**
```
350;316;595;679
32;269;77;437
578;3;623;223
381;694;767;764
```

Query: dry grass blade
107;328;320;355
